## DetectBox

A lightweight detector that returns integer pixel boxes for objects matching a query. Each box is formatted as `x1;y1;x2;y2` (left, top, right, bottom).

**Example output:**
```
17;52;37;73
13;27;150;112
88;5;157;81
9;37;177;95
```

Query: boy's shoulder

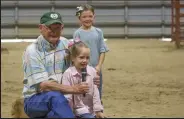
74;26;103;32
92;27;104;35
73;28;82;37
74;27;82;33
92;26;102;32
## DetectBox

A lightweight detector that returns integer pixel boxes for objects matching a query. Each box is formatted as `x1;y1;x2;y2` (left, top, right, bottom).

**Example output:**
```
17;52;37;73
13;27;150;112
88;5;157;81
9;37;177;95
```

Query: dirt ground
1;39;184;118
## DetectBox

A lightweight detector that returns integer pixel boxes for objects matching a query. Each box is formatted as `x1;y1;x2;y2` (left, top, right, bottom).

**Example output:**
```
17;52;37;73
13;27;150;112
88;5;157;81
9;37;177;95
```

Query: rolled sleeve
23;48;48;89
99;30;109;53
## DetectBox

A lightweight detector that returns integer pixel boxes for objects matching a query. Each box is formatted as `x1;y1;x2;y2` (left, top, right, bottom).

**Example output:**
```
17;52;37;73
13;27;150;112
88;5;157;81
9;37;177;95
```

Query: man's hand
72;82;89;94
94;74;100;88
95;111;105;118
40;80;58;92
39;80;89;94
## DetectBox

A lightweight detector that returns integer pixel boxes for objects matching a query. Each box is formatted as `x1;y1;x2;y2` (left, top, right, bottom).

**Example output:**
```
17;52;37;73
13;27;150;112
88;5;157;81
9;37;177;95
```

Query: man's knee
45;91;65;98
45;91;68;103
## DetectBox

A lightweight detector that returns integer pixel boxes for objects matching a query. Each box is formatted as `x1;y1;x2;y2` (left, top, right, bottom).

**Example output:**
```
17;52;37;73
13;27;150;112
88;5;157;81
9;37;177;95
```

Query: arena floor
1;39;184;118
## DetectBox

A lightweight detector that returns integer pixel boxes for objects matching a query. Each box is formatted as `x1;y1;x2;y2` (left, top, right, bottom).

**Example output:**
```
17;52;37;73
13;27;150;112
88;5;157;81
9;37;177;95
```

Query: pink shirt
61;65;103;116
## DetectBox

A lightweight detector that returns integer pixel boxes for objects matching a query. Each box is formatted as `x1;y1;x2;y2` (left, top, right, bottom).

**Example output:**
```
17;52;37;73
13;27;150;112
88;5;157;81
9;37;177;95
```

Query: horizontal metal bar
1;23;126;28
2;22;176;28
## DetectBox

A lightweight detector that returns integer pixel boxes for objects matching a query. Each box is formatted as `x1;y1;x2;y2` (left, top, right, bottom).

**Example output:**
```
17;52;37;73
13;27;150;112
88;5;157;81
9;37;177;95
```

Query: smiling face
39;23;64;45
79;10;95;29
72;47;90;70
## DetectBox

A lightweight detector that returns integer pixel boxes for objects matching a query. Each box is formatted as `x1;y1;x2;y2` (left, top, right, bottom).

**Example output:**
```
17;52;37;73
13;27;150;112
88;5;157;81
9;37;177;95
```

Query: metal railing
1;0;173;39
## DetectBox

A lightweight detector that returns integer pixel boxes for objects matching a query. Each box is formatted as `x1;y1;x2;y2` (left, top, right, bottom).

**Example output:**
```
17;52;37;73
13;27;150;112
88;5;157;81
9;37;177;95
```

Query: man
22;11;100;118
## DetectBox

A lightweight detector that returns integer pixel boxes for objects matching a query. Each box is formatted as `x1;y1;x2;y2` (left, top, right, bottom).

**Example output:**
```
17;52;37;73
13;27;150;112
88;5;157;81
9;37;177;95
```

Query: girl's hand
95;111;105;118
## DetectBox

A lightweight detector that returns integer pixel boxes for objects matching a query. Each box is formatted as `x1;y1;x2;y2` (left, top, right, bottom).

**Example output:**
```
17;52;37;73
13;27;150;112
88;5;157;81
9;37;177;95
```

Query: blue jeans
24;91;75;118
78;113;95;118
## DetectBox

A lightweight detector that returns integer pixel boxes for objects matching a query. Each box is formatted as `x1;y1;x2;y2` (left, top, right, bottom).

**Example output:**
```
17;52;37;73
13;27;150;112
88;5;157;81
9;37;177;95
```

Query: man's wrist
63;85;77;94
71;85;78;94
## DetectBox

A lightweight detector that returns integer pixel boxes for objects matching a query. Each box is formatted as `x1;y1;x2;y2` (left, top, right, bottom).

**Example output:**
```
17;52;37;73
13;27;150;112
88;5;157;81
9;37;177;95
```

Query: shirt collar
70;66;91;77
37;35;60;52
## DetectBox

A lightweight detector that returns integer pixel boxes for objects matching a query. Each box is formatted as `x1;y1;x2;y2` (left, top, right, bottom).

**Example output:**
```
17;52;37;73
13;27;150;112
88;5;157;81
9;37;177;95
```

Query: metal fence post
15;0;19;39
51;0;55;12
124;1;128;39
161;0;165;39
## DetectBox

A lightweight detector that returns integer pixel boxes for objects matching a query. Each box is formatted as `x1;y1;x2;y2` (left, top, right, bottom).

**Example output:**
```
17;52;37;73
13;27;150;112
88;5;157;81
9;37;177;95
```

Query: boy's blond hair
11;98;29;118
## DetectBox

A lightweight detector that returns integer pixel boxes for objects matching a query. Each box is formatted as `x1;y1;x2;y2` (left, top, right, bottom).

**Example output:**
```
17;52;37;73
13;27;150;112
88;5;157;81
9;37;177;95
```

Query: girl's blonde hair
11;98;28;118
68;39;89;63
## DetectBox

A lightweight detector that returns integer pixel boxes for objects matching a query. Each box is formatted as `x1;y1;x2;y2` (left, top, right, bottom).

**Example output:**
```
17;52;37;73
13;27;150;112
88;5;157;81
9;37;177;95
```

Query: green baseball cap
40;11;63;26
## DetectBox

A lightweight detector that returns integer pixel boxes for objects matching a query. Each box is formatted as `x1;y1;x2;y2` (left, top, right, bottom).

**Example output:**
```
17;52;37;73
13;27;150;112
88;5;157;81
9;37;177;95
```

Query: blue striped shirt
22;35;70;98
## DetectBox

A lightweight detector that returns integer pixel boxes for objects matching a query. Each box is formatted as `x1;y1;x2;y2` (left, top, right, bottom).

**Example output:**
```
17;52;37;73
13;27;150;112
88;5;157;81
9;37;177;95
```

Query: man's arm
23;48;89;94
39;80;89;94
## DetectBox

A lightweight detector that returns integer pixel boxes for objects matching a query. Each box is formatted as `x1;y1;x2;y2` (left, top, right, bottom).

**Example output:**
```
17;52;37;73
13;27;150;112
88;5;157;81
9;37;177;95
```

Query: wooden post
171;0;182;48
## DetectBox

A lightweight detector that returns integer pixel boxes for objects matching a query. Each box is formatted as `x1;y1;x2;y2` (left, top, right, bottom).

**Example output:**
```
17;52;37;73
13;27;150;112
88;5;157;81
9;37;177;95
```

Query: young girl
61;39;105;118
73;4;109;99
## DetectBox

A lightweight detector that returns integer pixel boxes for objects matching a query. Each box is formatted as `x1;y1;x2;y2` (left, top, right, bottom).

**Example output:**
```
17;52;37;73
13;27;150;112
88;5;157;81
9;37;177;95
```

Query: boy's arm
95;29;109;73
95;53;105;74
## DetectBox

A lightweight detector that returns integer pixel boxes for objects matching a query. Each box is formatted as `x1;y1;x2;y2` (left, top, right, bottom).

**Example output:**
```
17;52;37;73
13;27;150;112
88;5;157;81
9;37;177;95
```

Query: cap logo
50;13;58;19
